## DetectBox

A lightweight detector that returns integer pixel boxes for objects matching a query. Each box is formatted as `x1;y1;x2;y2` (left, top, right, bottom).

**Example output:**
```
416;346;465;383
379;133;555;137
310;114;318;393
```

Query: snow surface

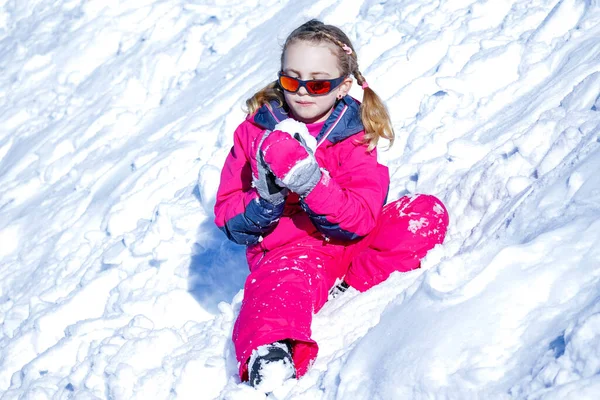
1;0;600;399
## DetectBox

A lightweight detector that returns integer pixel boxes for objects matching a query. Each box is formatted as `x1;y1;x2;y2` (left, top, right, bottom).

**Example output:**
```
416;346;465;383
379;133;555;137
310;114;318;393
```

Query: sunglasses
278;72;346;95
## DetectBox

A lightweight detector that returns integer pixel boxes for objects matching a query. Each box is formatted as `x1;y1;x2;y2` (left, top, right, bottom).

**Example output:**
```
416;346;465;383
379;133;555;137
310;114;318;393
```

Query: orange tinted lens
306;80;331;94
280;76;300;92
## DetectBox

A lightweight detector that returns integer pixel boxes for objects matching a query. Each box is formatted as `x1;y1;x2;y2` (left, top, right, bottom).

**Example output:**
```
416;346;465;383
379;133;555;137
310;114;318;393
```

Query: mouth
296;101;314;107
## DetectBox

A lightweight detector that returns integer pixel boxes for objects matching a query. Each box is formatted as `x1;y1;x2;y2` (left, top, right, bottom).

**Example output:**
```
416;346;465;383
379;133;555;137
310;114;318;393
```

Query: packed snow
1;0;599;399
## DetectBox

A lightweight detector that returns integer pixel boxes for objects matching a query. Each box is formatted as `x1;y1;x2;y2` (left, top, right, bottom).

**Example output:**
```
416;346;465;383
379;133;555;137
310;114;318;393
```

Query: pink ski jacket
214;95;390;269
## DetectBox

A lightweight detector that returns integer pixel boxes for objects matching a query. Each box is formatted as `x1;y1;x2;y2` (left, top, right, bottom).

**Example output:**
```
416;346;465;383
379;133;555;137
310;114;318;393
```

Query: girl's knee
416;194;449;227
379;194;449;243
412;194;449;241
385;194;448;223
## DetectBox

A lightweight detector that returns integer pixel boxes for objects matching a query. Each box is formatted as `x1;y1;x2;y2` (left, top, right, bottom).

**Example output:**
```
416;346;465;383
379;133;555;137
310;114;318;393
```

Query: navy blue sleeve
220;197;285;245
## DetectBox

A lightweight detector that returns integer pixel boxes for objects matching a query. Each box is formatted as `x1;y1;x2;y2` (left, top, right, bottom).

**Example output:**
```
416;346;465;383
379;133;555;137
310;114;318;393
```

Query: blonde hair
245;19;394;150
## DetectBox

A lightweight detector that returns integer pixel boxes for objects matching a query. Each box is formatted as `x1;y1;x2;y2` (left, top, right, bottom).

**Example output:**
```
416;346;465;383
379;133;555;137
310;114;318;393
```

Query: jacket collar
250;96;364;145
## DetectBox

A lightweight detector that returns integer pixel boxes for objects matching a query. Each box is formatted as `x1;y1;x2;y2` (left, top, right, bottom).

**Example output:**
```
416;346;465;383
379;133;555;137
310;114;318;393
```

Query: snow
1;0;599;399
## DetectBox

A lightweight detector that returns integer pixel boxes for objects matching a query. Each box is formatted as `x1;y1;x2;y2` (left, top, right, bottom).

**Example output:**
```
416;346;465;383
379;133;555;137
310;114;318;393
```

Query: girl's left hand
259;130;321;197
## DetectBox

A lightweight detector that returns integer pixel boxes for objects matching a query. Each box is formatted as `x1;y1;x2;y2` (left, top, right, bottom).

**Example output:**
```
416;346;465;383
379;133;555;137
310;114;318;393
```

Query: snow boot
248;340;296;391
329;280;350;299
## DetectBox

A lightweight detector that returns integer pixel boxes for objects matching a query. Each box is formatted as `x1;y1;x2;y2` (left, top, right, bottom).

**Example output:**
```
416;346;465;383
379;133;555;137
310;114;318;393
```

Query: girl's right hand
253;159;289;205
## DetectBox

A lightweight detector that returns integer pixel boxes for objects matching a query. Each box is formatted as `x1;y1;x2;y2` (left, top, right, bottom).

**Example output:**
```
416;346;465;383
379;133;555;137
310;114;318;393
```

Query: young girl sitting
214;19;449;391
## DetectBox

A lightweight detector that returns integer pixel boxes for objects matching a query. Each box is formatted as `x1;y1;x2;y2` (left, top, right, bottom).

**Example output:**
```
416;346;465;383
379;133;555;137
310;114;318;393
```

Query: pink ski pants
233;194;449;380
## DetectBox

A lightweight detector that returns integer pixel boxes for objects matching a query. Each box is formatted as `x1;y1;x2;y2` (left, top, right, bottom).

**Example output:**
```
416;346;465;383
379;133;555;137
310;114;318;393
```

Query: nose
297;85;309;95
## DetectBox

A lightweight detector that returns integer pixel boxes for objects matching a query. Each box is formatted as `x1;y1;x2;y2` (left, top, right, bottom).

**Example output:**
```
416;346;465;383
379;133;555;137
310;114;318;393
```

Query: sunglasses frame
278;72;347;96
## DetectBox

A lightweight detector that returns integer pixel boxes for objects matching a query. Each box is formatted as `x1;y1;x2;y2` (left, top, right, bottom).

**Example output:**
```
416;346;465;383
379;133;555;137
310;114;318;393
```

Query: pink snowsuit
214;96;449;381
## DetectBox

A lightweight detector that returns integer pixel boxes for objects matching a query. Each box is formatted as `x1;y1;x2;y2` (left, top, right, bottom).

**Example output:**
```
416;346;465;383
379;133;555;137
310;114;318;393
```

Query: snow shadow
188;216;248;315
549;335;566;358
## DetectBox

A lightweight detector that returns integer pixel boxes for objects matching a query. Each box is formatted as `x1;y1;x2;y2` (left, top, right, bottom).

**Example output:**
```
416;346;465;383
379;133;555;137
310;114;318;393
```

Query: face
281;40;353;124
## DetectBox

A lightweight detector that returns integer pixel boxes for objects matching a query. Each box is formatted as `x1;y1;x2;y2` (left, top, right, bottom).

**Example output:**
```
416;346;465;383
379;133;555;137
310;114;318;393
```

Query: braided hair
246;19;394;150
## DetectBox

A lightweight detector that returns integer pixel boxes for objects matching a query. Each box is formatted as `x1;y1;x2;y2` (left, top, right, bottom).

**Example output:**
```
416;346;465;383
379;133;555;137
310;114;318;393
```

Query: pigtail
353;70;395;151
318;26;395;151
244;80;285;115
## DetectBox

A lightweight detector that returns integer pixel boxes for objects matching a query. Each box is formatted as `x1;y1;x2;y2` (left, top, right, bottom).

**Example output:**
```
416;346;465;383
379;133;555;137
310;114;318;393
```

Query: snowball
274;119;317;153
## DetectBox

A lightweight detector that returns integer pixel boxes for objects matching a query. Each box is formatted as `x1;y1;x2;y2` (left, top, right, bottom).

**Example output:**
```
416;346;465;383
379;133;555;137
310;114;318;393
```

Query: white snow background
1;0;600;399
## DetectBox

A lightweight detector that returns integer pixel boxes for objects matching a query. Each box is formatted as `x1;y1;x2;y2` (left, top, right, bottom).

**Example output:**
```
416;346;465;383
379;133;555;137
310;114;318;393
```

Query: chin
291;107;330;124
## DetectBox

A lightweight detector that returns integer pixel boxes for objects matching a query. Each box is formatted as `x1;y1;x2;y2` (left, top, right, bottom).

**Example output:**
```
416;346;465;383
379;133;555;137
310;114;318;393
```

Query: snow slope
1;0;599;399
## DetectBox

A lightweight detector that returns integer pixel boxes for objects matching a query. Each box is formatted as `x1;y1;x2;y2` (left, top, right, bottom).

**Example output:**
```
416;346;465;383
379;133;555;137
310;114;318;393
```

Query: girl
214;20;449;391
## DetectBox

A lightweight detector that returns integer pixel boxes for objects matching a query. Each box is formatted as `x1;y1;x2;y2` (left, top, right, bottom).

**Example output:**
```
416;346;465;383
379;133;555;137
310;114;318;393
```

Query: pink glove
259;130;321;197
